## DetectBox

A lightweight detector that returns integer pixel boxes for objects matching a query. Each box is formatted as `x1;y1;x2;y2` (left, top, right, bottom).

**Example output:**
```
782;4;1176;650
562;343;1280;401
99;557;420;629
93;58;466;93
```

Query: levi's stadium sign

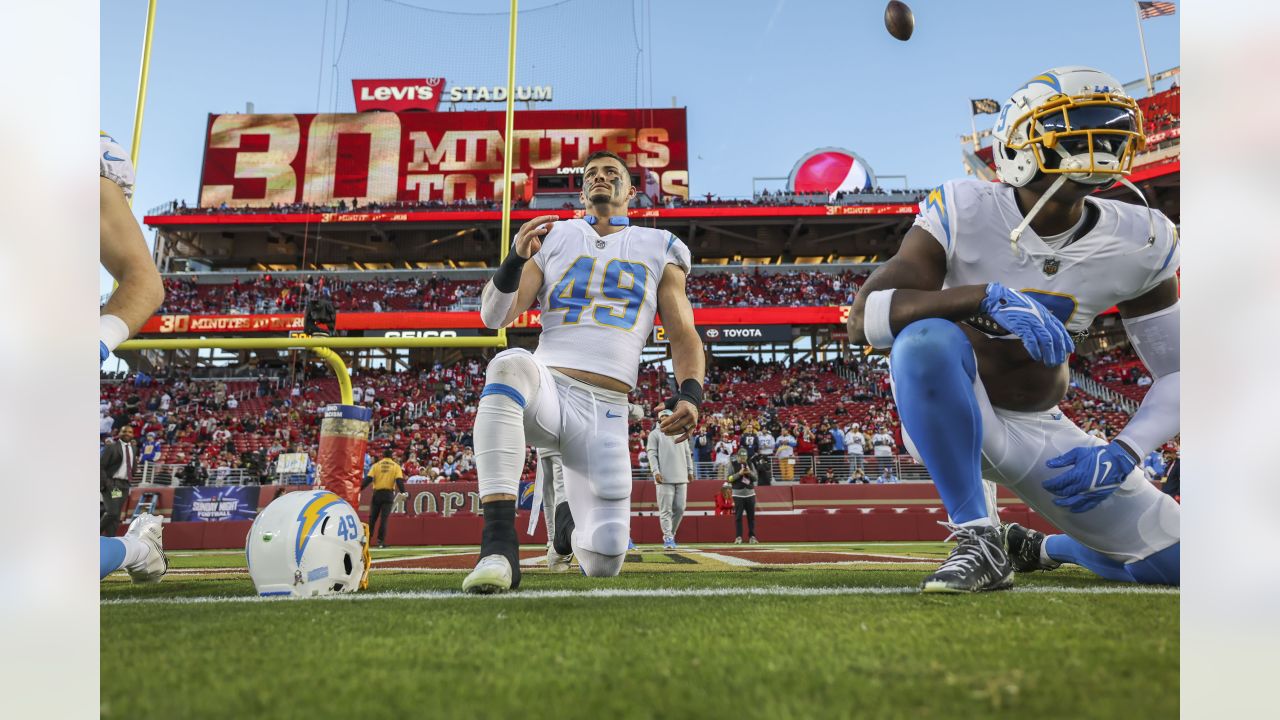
352;79;446;112
352;78;553;112
198;108;688;207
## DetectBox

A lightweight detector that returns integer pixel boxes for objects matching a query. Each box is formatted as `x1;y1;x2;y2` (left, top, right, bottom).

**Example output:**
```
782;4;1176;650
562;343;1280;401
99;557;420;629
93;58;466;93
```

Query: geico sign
449;85;552;103
381;330;459;338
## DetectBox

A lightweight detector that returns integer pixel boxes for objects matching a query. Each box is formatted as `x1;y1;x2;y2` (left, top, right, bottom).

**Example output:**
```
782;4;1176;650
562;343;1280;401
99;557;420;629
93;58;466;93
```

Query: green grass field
101;543;1178;719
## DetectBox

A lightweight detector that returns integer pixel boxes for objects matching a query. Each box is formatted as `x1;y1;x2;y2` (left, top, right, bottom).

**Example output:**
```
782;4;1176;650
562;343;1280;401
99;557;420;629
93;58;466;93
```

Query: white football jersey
532;219;691;388
100;131;135;200
914;179;1179;333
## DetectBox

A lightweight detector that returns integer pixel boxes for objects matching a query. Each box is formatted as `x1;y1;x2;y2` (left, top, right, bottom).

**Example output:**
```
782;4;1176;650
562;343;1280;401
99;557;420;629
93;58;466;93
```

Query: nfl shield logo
595;239;606;249
1043;257;1060;276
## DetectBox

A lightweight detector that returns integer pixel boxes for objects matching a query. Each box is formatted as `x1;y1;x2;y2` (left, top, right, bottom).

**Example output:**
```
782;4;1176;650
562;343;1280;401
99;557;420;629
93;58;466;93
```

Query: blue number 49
547;257;648;330
336;515;357;541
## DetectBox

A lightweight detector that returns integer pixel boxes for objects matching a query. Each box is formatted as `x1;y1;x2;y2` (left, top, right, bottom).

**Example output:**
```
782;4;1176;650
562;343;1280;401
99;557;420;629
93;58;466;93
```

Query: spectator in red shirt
714;483;734;516
795;429;817;480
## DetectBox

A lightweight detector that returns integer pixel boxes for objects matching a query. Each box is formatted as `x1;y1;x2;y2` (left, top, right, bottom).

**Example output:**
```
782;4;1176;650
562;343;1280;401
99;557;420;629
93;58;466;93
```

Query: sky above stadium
100;0;1178;259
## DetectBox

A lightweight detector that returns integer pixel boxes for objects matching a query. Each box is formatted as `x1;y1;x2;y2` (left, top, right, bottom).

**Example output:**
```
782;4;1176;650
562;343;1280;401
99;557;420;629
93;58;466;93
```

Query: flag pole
1133;1;1155;96
969;110;980;151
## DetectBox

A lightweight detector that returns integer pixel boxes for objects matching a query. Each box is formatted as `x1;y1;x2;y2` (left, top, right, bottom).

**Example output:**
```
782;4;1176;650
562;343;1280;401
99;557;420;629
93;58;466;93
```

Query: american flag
1138;1;1176;19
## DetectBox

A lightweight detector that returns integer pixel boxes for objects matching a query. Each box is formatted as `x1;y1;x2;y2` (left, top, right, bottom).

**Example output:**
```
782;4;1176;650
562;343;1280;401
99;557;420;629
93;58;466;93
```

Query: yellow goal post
118;1;525;401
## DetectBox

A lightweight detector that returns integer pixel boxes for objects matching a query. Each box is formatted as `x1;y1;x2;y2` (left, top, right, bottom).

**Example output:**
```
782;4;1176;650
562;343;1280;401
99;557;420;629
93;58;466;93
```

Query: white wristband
100;314;130;352
862;289;897;349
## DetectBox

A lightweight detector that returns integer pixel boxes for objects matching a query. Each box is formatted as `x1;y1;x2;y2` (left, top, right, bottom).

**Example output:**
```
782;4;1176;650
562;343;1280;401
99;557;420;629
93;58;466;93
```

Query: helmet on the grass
246;490;367;598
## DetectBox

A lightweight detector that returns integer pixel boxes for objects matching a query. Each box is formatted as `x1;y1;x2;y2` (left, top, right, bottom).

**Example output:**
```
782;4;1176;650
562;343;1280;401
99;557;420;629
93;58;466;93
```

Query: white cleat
463;554;513;594
124;513;168;583
546;549;573;573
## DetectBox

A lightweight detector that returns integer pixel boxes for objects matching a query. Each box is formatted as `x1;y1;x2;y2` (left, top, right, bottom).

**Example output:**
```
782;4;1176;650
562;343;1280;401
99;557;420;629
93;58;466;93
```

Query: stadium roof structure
143;202;921;272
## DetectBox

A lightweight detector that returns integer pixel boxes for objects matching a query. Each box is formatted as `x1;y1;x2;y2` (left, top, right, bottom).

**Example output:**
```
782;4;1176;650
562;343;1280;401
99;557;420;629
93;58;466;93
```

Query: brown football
884;0;914;41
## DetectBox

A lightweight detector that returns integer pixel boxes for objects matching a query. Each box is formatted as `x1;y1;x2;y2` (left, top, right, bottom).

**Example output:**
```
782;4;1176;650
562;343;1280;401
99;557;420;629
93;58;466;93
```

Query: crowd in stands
684;269;866;308
153;269;872;316
154;187;926;217
158;275;480;315
1138;85;1180;136
100;345;1172;487
1073;347;1155;404
750;188;929;205
157;197;530;216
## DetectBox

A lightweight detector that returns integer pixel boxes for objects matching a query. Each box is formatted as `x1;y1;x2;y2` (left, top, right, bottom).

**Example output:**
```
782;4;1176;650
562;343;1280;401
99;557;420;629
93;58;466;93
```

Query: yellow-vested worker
361;449;405;549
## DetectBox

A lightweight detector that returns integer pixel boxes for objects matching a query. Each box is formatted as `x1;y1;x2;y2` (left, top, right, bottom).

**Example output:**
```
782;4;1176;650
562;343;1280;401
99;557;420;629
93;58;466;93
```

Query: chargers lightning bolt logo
295;492;343;566
923;187;951;248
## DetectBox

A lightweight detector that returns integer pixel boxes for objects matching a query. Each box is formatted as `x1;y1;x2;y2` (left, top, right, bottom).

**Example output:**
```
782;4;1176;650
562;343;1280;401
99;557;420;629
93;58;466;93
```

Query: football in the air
884;0;914;41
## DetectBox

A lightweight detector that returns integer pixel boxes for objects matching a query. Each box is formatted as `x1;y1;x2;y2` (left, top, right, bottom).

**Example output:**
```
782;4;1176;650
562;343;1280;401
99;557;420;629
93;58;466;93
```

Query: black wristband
665;378;704;412
492;250;529;293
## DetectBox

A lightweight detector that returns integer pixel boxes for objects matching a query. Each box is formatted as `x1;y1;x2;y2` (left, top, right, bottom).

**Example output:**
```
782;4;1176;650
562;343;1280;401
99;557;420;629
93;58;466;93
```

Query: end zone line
100;584;1178;606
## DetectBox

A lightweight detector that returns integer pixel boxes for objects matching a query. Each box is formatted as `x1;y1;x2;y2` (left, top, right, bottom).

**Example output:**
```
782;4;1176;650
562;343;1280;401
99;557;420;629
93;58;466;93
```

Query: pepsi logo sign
787;148;877;195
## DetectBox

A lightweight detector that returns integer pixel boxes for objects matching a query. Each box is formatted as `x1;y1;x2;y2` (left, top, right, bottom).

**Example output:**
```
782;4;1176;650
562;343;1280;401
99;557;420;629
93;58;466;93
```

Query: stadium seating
153;269;870;315
101;348;1156;488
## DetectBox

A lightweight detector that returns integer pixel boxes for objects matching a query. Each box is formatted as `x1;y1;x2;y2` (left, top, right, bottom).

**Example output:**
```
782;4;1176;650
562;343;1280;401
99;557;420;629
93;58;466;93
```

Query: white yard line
370;551;471;565
101;584;1178;606
689;550;758;567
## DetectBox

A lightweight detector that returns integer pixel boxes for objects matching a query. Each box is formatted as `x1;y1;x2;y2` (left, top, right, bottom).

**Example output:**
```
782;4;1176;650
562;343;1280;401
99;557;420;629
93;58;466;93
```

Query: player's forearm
669;332;705;390
1115;371;1179;460
848;285;986;345
480;279;522;329
102;271;165;337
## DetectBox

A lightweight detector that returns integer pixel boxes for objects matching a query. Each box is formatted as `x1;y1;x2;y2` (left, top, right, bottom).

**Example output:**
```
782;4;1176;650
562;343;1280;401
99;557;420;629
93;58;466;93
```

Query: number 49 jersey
914;178;1180;333
532;219;691;389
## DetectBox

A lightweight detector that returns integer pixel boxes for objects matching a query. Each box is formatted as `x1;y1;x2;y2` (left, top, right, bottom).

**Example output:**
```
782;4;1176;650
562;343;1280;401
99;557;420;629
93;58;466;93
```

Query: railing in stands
136;463;265;487
639;455;929;484
135;455;932;488
1070;371;1139;414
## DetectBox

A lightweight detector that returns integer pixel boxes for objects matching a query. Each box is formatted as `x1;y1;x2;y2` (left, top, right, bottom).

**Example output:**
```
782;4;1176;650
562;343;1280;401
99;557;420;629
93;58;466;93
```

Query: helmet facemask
1011;93;1146;186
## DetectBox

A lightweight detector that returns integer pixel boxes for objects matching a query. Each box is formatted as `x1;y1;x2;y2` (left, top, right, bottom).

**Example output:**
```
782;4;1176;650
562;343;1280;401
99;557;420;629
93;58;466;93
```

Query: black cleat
1005;523;1061;573
921;523;1013;593
552;501;575;557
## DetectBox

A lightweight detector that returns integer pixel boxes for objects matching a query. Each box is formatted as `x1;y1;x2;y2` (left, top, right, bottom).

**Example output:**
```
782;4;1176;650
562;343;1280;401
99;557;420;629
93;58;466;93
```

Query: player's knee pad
573;518;629;577
891;319;976;384
575;545;626;578
572;503;630;575
480;349;540;407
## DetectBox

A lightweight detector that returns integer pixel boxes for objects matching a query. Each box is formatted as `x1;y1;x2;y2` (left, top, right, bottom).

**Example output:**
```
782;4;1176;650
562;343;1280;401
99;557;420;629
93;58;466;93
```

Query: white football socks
474;394;525;499
119;536;150;570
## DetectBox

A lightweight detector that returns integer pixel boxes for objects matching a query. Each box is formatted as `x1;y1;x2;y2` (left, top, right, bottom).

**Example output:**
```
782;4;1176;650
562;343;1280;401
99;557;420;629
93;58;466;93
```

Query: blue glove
100;341;109;366
1042;443;1138;513
980;283;1073;366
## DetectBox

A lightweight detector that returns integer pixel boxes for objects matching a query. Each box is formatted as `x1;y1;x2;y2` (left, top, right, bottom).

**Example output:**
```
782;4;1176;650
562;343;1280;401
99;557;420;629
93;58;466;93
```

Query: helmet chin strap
1116;176;1158;247
1008;173;1157;256
1009;174;1068;255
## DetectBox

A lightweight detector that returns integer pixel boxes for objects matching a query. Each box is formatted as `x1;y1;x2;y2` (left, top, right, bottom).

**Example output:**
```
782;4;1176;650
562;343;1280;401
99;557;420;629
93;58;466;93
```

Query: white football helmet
992;66;1145;187
990;66;1154;249
246;490;368;598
